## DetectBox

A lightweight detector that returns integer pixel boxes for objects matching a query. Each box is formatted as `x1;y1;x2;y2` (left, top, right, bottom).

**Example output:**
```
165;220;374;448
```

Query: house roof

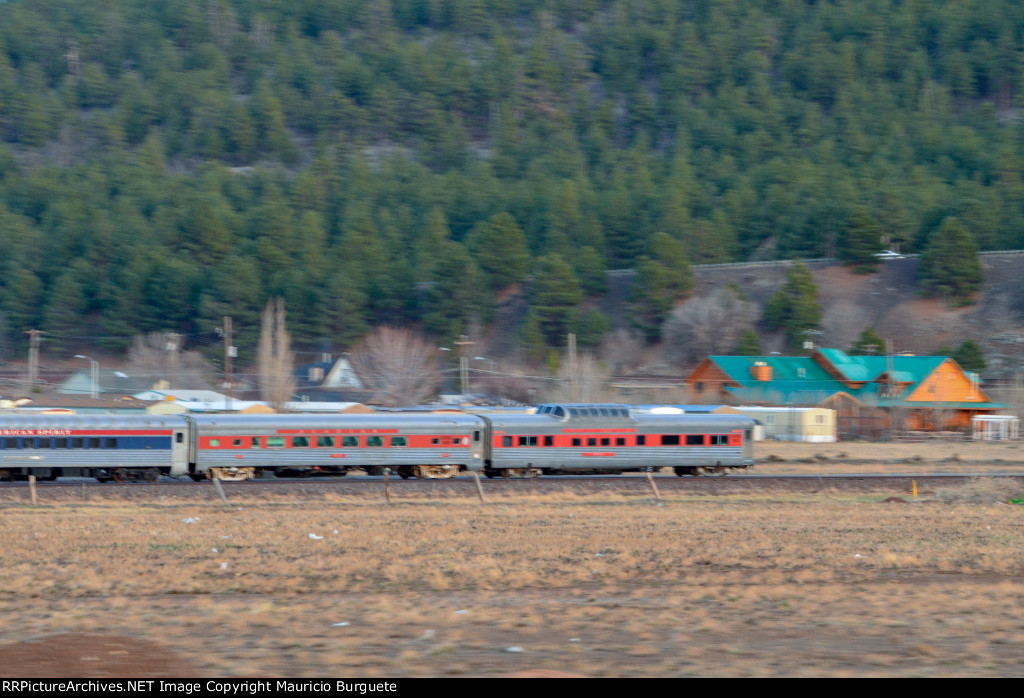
702;350;1004;410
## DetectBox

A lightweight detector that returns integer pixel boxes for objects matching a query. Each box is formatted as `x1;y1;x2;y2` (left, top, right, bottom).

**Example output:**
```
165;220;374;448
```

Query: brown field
753;438;1024;474
2;440;1024;679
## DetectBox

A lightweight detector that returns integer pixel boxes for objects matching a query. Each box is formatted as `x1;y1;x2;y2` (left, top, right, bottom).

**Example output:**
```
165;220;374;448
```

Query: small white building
971;415;1020;441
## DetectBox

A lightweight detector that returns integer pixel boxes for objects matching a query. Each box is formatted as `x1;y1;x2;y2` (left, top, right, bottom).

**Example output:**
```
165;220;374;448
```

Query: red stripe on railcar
0;429;175;436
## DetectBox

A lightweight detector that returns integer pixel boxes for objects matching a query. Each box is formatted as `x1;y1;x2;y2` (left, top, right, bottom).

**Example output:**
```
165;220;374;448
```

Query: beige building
733;406;837;442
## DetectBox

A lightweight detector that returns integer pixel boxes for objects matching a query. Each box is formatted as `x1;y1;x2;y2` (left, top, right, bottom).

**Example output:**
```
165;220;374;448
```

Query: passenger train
0;404;755;482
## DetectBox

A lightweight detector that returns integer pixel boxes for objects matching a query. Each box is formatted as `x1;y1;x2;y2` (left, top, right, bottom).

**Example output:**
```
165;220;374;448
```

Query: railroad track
2;472;1022;503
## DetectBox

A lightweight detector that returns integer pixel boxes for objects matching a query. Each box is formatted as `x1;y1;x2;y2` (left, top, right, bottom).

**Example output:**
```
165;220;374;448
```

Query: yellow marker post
912;480;917;498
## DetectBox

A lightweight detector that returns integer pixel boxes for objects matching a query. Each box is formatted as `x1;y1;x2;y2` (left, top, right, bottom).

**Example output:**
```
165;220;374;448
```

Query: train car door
170;425;189;476
475;416;492;469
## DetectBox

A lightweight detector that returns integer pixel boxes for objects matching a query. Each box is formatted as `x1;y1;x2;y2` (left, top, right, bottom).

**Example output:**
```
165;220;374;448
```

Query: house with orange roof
685;348;1005;439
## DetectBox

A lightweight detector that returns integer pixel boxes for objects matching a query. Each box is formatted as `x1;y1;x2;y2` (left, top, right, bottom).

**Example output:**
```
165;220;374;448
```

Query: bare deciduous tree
661;288;758;366
600;328;645;375
542;353;614;403
820;299;869;352
258;298;295;411
350;327;441;406
126;332;214;389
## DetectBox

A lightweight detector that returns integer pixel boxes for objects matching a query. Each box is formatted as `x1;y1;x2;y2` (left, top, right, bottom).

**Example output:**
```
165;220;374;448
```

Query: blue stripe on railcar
0;436;171;450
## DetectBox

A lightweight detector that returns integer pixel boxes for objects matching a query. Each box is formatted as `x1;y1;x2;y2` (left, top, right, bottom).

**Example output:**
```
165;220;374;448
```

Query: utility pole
567;332;579;401
24;330;43;393
166;333;180;388
223;316;234;411
454;334;473;396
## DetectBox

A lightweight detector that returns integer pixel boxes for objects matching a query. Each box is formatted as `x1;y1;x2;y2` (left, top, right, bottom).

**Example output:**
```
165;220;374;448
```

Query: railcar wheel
397;466;414;480
692;466;711;477
144;470;159;483
112;468;129;484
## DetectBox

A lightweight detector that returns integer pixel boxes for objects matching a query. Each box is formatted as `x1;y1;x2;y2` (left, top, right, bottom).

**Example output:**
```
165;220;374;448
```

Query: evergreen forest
0;0;1022;361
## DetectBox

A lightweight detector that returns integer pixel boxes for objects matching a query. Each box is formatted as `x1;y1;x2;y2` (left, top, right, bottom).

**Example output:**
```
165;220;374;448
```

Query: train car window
544;436;553;446
292;436;310;447
432;438;440;445
710;435;728;445
474;431;481;443
178;433;185;444
616;437;625;446
72;438;84;449
637;435;646;445
601;438;610;446
56;438;68;449
233;439;243;447
686;435;704;445
502;436;513;447
390;436;407;447
23;439;36;449
6;438;20;449
569;408;581;417
366;436;384;447
661;435;680;446
266;437;286;448
553;406;566;418
342;436;359;447
571;438;581;446
89;438;101;449
104;438;117;449
587;437;597;446
317;436;335;447
599;408;610;417
37;438;51;449
252;437;261;448
209;439;220;447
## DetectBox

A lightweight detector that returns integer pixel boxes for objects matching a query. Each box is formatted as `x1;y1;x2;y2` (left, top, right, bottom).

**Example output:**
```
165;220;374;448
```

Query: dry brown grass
2;484;1024;677
754;438;1024;474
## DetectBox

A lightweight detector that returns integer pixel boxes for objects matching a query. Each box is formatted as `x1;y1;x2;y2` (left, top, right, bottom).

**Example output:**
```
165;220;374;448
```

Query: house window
815;415;825;424
696;382;704;393
766;415;775;424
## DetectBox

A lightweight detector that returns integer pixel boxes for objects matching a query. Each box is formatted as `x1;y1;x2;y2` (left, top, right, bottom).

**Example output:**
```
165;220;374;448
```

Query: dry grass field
2;449;1024;678
752;438;1024;474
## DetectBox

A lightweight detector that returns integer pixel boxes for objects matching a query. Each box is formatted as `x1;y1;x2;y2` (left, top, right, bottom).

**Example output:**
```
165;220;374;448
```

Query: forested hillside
1;0;1022;361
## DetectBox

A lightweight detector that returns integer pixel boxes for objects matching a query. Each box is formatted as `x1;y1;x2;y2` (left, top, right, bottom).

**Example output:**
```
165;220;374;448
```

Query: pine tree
839;211;882;273
918;217;983;307
737;328;762;356
849;326;886;355
763;262;821;350
466;212;531;291
529;253;583;346
952;340;986;372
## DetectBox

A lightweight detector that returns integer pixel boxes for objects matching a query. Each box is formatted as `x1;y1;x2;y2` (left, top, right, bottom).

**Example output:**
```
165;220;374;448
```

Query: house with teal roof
685;348;1005;438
